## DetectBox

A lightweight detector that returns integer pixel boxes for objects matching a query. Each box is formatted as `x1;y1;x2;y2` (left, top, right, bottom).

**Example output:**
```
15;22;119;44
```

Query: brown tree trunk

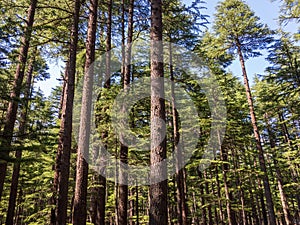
0;0;37;201
72;0;98;224
6;48;36;225
118;0;134;223
169;42;188;225
149;0;168;224
236;42;276;225
55;0;82;224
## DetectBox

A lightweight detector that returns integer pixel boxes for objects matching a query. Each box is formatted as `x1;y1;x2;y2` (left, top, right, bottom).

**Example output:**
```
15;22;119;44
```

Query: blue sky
37;0;298;96
199;0;297;84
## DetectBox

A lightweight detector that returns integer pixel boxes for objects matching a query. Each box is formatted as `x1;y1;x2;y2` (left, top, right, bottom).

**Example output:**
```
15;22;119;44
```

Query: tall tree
54;0;82;224
118;0;134;224
212;0;276;224
0;0;37;201
149;0;168;224
72;0;98;224
5;47;37;225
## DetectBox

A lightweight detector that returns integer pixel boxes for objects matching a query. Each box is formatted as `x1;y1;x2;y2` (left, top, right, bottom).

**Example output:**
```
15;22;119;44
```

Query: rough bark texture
55;0;81;224
149;0;168;224
236;42;276;225
0;0;37;201
72;0;98;224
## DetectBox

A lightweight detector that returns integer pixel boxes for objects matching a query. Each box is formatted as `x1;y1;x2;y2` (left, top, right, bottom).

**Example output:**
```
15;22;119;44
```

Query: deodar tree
212;0;276;224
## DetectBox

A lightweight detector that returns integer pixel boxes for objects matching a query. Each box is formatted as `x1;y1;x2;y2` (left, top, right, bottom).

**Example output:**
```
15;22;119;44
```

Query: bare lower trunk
118;0;134;223
56;0;81;224
72;0;98;224
149;0;168;224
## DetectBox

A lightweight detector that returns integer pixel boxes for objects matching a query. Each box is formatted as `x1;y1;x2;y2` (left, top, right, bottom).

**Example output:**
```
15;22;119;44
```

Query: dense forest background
0;0;299;224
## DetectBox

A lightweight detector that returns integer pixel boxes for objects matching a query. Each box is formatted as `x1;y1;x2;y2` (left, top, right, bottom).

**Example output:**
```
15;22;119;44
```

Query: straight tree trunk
149;0;168;224
6;49;36;225
55;0;81;224
0;0;37;201
204;171;213;225
169;42;188;225
118;0;134;224
105;0;112;88
236;42;276;225
221;150;237;225
72;0;98;224
215;166;225;225
50;64;68;225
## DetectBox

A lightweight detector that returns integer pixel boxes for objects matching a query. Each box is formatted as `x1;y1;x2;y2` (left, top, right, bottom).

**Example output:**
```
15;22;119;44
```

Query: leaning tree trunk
0;0;37;201
149;0;168;224
6;48;36;225
118;0;134;224
236;41;276;225
54;0;81;224
72;0;98;224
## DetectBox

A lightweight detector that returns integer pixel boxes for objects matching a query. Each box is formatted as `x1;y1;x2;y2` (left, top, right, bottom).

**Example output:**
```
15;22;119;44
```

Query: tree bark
236;41;276;225
0;0;37;201
149;0;168;224
118;0;134;224
55;0;81;224
72;0;98;224
169;42;188;225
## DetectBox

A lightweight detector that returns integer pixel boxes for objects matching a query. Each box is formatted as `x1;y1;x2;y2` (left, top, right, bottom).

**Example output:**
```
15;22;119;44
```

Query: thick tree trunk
0;0;37;201
55;0;81;224
6;49;36;225
149;0;168;224
236;42;276;225
72;0;98;224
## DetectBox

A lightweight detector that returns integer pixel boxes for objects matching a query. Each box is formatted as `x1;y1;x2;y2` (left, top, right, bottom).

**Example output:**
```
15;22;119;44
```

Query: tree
0;0;38;201
212;0;276;224
72;0;98;224
53;0;82;224
118;0;134;224
149;0;168;224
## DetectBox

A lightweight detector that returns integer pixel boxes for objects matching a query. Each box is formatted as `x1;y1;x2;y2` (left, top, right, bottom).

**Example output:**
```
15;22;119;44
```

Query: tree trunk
72;0;98;224
215;166;225;225
236;42;276;225
118;0;134;223
0;0;37;201
55;0;81;224
149;0;168;224
6;48;36;225
168;42;188;225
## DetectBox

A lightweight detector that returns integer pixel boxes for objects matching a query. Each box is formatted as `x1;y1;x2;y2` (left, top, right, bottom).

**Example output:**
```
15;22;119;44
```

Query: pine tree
212;0;276;224
73;0;98;224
